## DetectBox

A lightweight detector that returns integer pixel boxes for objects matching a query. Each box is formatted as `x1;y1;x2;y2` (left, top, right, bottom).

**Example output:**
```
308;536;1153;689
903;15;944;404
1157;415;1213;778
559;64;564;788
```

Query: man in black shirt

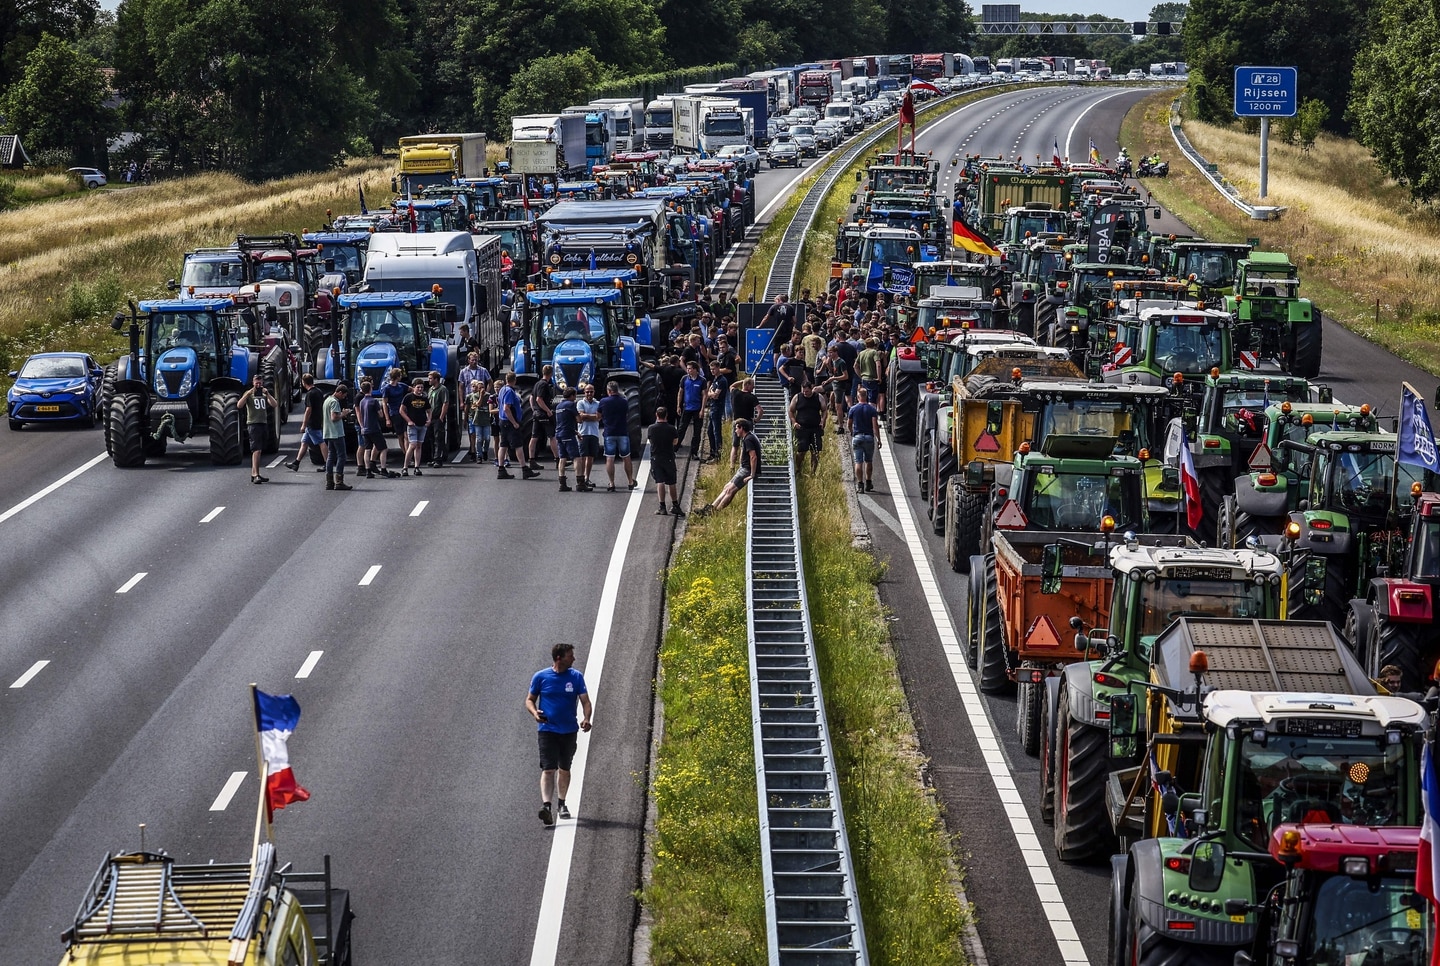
529;364;557;470
729;378;762;468
788;380;827;473
284;373;327;472
694;418;759;517
647;407;683;516
656;355;685;418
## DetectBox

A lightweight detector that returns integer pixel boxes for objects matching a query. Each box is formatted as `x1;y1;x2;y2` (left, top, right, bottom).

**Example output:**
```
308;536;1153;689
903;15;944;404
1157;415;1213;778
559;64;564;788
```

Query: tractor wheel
1017;675;1042;756
622;380;643;456
109;392;147;468
1374;616;1431;693
1216;495;1241;549
1128;908;1234;966
930;432;956;535
639;365;660;426
1290;319;1323;379
209;390;243;465
1034;302;1058;347
1039;685;1055;824
966;555;987;665
950;487;985;572
917;427;930;489
1054;686;1115;862
943;479;963;571
889;372;918;444
98;364;116;430
1198;470;1227;540
1342;599;1373;663
1014;301;1036;339
979;554;1012;694
260;359;282;454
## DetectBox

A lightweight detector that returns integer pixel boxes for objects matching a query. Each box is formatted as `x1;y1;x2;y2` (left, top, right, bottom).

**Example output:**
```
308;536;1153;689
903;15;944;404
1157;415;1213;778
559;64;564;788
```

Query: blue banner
744;327;776;375
1399;383;1439;471
887;264;916;295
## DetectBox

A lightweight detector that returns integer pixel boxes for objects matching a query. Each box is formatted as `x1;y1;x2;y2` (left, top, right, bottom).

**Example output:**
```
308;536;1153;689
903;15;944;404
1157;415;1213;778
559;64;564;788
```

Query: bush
0;178;15;210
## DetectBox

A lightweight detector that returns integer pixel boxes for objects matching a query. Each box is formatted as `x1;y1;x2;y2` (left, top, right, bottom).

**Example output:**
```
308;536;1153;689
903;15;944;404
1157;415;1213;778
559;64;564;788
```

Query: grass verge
1121;90;1440;376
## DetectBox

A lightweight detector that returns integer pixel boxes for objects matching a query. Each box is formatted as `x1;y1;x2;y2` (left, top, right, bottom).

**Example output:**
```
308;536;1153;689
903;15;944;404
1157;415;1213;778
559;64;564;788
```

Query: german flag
952;212;1001;258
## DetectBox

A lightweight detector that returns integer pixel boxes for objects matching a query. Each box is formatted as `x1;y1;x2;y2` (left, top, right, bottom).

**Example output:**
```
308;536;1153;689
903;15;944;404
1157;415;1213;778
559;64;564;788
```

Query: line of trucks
862;143;1440;963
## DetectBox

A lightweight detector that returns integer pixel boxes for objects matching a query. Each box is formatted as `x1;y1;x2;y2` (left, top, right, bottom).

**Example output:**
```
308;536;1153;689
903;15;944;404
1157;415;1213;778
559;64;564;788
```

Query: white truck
362;231;504;342
588;97;645;152
672;95;751;154
644;98;674;153
824;98;859;134
509;113;587;178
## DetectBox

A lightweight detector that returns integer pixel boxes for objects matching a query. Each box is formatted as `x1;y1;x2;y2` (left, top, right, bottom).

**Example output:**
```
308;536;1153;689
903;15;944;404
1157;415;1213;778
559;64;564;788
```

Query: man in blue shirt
676;361;707;458
525;643;593;826
597;380;637;491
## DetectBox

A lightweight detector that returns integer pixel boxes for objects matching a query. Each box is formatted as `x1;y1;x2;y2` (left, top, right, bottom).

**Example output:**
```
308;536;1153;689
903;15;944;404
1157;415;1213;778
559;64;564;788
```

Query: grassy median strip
1122;90;1440;376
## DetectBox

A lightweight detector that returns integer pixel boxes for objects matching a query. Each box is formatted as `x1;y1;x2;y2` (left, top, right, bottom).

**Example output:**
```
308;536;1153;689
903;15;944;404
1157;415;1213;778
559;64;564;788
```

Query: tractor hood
551;339;594;390
153;347;198;399
355;342;399;386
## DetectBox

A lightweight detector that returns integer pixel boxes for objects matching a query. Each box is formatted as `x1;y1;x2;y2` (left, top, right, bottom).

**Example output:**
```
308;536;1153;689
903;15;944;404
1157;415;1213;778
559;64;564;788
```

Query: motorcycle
1116;152;1133;178
1138;155;1168;178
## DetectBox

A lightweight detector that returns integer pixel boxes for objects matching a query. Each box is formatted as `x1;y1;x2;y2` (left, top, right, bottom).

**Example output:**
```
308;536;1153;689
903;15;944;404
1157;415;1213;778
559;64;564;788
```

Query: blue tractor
316;290;461;458
513;284;654;454
105;298;267;467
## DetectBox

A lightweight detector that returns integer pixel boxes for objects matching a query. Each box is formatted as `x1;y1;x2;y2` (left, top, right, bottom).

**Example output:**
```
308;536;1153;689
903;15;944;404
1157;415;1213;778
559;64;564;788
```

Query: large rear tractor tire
1039;686;1056;824
1198;469;1227;540
889;371;918;444
101;364;118;456
930;432;956;535
622;380;643;456
209;390;243;465
1017;676;1042;756
1374;616;1432;693
949;486;985;572
639;365;660;426
966;555;987;665
1054;687;1115;862
1035;302;1059;347
109;392;147;468
260;359;282;454
979;554;1012;694
1290;319;1323;379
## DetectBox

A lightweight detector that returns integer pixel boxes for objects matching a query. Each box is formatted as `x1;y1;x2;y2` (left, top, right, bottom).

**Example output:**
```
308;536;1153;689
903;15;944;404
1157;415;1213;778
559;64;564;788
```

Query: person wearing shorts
848;387;881;492
648;407;682;515
496;371;538;480
381;368;409;457
597;380;635;490
694;418;759;516
400;380;430;475
553;386;581;492
788;380;827;473
356;378;387;479
525;642;592;826
239;373;277;484
576;383;602;490
285;373;326;472
529;365;557;469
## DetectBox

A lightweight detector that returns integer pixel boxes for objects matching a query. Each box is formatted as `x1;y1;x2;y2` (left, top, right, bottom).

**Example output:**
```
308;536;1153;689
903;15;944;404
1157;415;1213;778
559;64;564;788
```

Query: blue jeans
324;435;347;474
706;405;724;456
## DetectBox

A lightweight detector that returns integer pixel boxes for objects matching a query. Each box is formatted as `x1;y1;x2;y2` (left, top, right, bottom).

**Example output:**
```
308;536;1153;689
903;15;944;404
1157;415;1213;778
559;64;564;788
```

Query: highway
2;84;1433;966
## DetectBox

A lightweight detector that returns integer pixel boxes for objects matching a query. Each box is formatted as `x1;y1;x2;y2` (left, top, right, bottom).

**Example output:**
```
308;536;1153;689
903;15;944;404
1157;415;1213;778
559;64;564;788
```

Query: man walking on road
554;386;580;492
323;382;353;491
526;642;592;827
848;387;881;492
284;373;326;473
238;373;278;484
648;406;683;516
597;380;636;491
497;372;539;480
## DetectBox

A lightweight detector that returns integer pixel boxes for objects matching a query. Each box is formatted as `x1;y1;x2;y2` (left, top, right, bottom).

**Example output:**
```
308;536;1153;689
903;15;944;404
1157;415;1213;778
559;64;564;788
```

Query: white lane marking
267;455;286;468
877;442;1089;966
0;452;107;527
1063;89;1138;163
451;449;466;464
410;500;429;517
200;506;225;523
358;565;382;586
295;650;324;679
858;493;904;539
10;660;49;689
209;771;247;811
116;572;147;594
529;448;652;966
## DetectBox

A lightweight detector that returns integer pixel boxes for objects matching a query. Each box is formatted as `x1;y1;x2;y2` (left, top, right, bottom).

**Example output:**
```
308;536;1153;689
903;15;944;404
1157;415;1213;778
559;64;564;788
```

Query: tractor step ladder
746;380;869;966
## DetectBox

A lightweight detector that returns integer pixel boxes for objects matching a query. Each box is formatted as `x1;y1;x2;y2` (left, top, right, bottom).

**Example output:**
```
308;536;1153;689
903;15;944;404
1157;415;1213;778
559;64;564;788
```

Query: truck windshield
586;126;605;148
1136;578;1267;639
181;257;241;289
1304;872;1428;966
1025;469;1139;530
1238;735;1407;849
706;118;745;137
1151;323;1223;374
646;108;673;126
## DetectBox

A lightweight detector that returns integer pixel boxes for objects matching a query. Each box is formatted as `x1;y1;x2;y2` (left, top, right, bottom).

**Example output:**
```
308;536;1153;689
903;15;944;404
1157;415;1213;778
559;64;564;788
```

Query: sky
1014;1;1159;19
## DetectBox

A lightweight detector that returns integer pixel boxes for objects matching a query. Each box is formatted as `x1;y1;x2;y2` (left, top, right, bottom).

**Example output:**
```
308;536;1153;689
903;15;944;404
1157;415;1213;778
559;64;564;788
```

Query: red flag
1179;432;1203;531
910;80;942;95
898;91;915;127
951;214;1000;258
1052;138;1062;168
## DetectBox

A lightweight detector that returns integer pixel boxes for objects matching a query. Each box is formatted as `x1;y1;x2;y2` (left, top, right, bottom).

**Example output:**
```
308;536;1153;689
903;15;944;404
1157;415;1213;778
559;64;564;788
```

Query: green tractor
1224;251;1322;378
1037;259;1159;359
1163;240;1252;296
1104;616;1423;965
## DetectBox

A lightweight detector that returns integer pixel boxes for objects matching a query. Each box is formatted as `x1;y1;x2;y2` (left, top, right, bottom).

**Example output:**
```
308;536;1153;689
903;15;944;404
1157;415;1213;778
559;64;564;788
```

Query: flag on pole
1179;432;1203;531
951;208;1001;258
1399;382;1440;472
1417;739;1440;963
1052;139;1063;168
358;179;368;215
254;689;310;819
1089;138;1102;165
588;248;598;271
910;80;942;95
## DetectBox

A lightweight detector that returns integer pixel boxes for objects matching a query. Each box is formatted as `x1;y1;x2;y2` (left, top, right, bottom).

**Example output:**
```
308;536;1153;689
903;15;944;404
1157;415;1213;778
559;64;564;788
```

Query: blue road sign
1234;66;1297;118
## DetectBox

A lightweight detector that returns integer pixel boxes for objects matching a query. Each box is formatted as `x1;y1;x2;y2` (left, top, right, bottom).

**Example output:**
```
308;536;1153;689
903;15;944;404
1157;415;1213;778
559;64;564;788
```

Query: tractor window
540;305;605;347
324;245;362;275
1013;212;1066;239
1244;276;1298;298
1304;873;1429;966
1038;401;1138;447
1237;735;1406;849
1329;450;1407;514
1024;470;1132;530
1415;520;1440;579
1179;251;1237;287
352;308;414;345
1135;579;1267;640
152;312;216;350
865;236;917;265
181;258;241;289
1275;420;1317;477
253;259;296;283
1151;323;1222;374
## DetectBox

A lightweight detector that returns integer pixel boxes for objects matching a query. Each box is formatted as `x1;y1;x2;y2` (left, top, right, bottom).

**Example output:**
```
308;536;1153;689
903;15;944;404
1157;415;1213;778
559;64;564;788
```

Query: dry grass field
1123;92;1440;374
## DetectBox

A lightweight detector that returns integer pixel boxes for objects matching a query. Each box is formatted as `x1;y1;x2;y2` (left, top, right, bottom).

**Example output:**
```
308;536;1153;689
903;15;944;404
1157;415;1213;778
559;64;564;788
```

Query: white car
68;167;107;189
716;144;762;177
1126;69;1146;80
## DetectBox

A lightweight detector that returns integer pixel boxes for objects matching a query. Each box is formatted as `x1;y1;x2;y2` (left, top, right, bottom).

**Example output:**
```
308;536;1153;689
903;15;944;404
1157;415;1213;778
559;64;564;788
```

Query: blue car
7;352;105;430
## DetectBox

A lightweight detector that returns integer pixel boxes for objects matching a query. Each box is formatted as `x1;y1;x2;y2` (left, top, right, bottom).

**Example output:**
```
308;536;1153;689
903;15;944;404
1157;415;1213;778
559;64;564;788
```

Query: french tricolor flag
254;689;310;818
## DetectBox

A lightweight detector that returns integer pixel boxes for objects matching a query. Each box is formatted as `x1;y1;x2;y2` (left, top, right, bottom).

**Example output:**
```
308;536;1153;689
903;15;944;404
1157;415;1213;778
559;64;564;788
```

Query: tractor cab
516;286;639;392
303;230;371;290
1002;440;1148;533
1166;241;1252;295
859;227;926;293
915;285;1009;333
176;249;244;297
324;291;454;395
546;268;652;344
1101;306;1239;404
137;299;243;389
390;198;469;233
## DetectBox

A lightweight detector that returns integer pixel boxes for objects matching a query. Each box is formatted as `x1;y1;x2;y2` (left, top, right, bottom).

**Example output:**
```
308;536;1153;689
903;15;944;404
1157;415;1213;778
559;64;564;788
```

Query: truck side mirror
1040;543;1063;594
1188;840;1226;893
1108;692;1137;758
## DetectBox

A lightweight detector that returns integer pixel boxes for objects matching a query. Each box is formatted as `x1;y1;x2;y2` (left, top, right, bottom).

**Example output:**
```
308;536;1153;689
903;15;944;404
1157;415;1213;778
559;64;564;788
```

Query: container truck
798;69;834;107
714;86;769;145
588;97;644;152
644;98;674;153
395;132;487;193
510;113;586;178
672;95;751;154
562;107;615;173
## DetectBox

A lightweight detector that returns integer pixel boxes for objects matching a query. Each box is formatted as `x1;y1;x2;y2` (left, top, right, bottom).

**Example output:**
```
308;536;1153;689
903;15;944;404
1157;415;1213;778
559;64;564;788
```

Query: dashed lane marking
0;452;107;527
10;660;49;689
877;441;1090;966
116;572;147;594
295;650;323;679
209;771;247;811
410;501;428;517
267;455;286;469
200;506;225;523
358;565;382;586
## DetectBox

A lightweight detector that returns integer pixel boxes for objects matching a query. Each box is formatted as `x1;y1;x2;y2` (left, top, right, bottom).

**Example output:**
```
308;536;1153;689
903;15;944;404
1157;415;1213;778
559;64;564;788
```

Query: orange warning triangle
995;498;1028;529
975;427;1000;452
1024;615;1063;648
910;326;928;345
1248;441;1273;472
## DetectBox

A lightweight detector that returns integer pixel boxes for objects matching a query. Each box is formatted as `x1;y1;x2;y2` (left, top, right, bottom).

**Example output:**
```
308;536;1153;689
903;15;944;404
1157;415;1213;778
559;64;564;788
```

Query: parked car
766;136;802;168
7;352;105;429
67;167;107;189
716;144;762;177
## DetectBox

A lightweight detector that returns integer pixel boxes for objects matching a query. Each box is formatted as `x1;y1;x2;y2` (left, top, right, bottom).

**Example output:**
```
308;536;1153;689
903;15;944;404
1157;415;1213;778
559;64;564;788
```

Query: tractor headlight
154;369;167;395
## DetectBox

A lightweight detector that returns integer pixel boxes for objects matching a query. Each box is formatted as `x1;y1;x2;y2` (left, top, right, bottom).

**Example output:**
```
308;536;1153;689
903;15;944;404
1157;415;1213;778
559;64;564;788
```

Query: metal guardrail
1167;97;1285;220
746;378;869;966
